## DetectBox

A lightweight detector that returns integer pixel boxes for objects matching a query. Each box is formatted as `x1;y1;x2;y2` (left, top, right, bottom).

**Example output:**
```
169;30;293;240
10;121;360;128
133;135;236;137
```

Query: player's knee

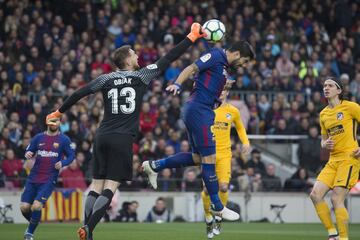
309;189;321;203
219;183;228;193
20;204;31;213
31;201;43;211
202;188;208;195
330;193;343;207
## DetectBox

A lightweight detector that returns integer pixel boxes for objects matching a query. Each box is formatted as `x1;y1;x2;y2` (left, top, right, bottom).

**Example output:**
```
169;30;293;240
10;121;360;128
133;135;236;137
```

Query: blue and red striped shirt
26;132;75;183
189;47;229;107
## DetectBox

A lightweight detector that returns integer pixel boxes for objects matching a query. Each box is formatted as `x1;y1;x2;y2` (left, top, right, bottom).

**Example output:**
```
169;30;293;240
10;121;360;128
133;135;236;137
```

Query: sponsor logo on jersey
213;121;229;130
53;142;59;148
37;150;59;158
337;112;343;120
146;64;158;69
327;124;344;136
200;53;211;62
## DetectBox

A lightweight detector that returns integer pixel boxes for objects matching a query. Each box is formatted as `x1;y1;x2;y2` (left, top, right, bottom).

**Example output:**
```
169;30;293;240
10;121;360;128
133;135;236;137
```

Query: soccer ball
203;19;226;42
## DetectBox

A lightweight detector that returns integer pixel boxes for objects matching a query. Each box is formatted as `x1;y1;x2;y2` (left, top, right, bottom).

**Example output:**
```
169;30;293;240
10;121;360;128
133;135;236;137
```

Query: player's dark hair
227;40;255;60
112;45;131;69
324;76;344;100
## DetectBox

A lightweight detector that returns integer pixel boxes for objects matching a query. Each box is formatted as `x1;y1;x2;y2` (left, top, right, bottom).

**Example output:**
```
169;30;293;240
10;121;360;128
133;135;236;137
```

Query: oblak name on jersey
114;78;132;85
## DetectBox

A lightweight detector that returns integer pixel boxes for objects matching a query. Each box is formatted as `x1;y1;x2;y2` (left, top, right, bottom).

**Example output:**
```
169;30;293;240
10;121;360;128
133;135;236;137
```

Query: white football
203;19;226;42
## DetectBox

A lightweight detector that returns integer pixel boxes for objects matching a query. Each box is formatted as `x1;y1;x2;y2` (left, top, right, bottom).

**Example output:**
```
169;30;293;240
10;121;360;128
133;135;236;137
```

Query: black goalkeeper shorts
92;133;134;182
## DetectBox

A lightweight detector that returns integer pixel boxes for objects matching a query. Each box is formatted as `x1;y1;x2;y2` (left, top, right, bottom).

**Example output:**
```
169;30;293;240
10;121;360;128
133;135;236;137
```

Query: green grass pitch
2;223;360;240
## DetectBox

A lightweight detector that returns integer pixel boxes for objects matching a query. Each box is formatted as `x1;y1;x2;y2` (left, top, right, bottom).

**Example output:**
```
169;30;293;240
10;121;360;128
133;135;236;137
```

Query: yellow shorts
215;150;231;183
317;157;360;189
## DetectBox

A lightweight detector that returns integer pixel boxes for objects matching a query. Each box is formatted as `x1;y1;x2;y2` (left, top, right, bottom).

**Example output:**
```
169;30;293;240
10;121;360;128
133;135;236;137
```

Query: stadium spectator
181;168;202;192
1;149;24;188
284;167;313;192
59;159;87;190
262;164;282;192
139;102;157;134
245;149;266;176
113;201;139;222
146;197;172;223
157;169;177;192
297;125;322;174
237;167;262;192
0;167;5;188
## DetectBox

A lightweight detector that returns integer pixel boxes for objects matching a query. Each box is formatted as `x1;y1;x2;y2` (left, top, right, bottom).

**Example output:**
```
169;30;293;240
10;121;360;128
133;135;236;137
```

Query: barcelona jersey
188;47;229;107
182;47;229;156
26;132;75;183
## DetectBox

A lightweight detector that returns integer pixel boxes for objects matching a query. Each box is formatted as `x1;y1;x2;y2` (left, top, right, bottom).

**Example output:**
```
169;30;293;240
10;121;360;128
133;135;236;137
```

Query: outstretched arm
137;23;206;85
47;73;111;120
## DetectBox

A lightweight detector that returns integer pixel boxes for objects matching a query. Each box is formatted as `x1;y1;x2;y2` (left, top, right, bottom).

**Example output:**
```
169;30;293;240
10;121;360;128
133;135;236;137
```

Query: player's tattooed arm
166;63;199;95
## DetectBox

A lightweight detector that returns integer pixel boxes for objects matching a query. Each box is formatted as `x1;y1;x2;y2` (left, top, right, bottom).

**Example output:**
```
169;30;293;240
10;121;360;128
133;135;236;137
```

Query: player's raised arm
167;46;221;95
136;22;206;85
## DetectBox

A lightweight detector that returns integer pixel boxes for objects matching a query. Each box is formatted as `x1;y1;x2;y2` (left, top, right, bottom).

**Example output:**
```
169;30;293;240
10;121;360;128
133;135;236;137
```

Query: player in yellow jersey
310;77;360;240
202;83;250;239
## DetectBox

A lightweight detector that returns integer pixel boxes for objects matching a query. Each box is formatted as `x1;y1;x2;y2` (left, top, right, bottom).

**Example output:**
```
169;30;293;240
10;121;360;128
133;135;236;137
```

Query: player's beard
48;125;59;134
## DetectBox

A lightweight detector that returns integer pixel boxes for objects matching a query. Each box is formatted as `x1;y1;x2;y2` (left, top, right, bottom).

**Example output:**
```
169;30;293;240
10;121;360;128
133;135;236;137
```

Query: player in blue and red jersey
143;41;255;221
20;116;75;240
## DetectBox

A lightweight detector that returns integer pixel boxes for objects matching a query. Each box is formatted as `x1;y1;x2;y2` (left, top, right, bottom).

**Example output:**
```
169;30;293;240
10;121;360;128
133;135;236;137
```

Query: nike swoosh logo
337;180;343;182
39;143;45;146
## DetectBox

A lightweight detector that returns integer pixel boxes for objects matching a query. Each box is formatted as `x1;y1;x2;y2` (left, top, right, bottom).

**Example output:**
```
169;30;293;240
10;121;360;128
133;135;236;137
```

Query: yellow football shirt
320;100;360;161
212;103;249;152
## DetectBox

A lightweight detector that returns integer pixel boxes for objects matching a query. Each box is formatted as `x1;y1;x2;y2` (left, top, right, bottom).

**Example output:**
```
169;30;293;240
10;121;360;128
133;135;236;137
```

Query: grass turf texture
2;223;360;240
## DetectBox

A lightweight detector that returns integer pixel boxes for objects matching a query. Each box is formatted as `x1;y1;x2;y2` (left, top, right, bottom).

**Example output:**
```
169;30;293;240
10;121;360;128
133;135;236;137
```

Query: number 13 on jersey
108;87;136;114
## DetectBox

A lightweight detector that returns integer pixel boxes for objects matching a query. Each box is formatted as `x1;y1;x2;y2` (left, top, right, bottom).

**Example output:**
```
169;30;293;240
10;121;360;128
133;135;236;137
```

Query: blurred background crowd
0;0;359;192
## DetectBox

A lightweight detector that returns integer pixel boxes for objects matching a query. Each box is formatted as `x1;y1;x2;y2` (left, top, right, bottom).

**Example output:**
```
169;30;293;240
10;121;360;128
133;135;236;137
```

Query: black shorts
92;133;134;182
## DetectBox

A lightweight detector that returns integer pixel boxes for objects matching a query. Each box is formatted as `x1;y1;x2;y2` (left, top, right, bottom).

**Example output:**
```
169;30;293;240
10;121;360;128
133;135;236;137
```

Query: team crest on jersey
53;142;59;148
337;112;343;120
200;53;211;62
226;113;232;120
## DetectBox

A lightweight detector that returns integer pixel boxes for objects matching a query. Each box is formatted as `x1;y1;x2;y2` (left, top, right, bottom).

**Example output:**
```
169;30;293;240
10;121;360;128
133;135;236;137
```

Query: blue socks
202;163;223;211
27;210;41;234
151;154;223;211
151;152;195;172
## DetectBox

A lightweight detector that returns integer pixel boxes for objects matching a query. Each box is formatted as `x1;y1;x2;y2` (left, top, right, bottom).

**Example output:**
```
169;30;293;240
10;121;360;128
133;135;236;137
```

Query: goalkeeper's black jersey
62;65;162;136
58;38;193;136
90;67;161;136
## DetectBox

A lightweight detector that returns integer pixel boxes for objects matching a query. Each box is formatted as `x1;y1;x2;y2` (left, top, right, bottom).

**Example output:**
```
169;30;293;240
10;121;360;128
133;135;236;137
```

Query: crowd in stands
0;0;359;192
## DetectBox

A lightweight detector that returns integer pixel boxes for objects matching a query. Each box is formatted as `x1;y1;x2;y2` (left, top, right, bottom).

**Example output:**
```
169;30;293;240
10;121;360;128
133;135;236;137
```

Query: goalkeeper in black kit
46;23;206;240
